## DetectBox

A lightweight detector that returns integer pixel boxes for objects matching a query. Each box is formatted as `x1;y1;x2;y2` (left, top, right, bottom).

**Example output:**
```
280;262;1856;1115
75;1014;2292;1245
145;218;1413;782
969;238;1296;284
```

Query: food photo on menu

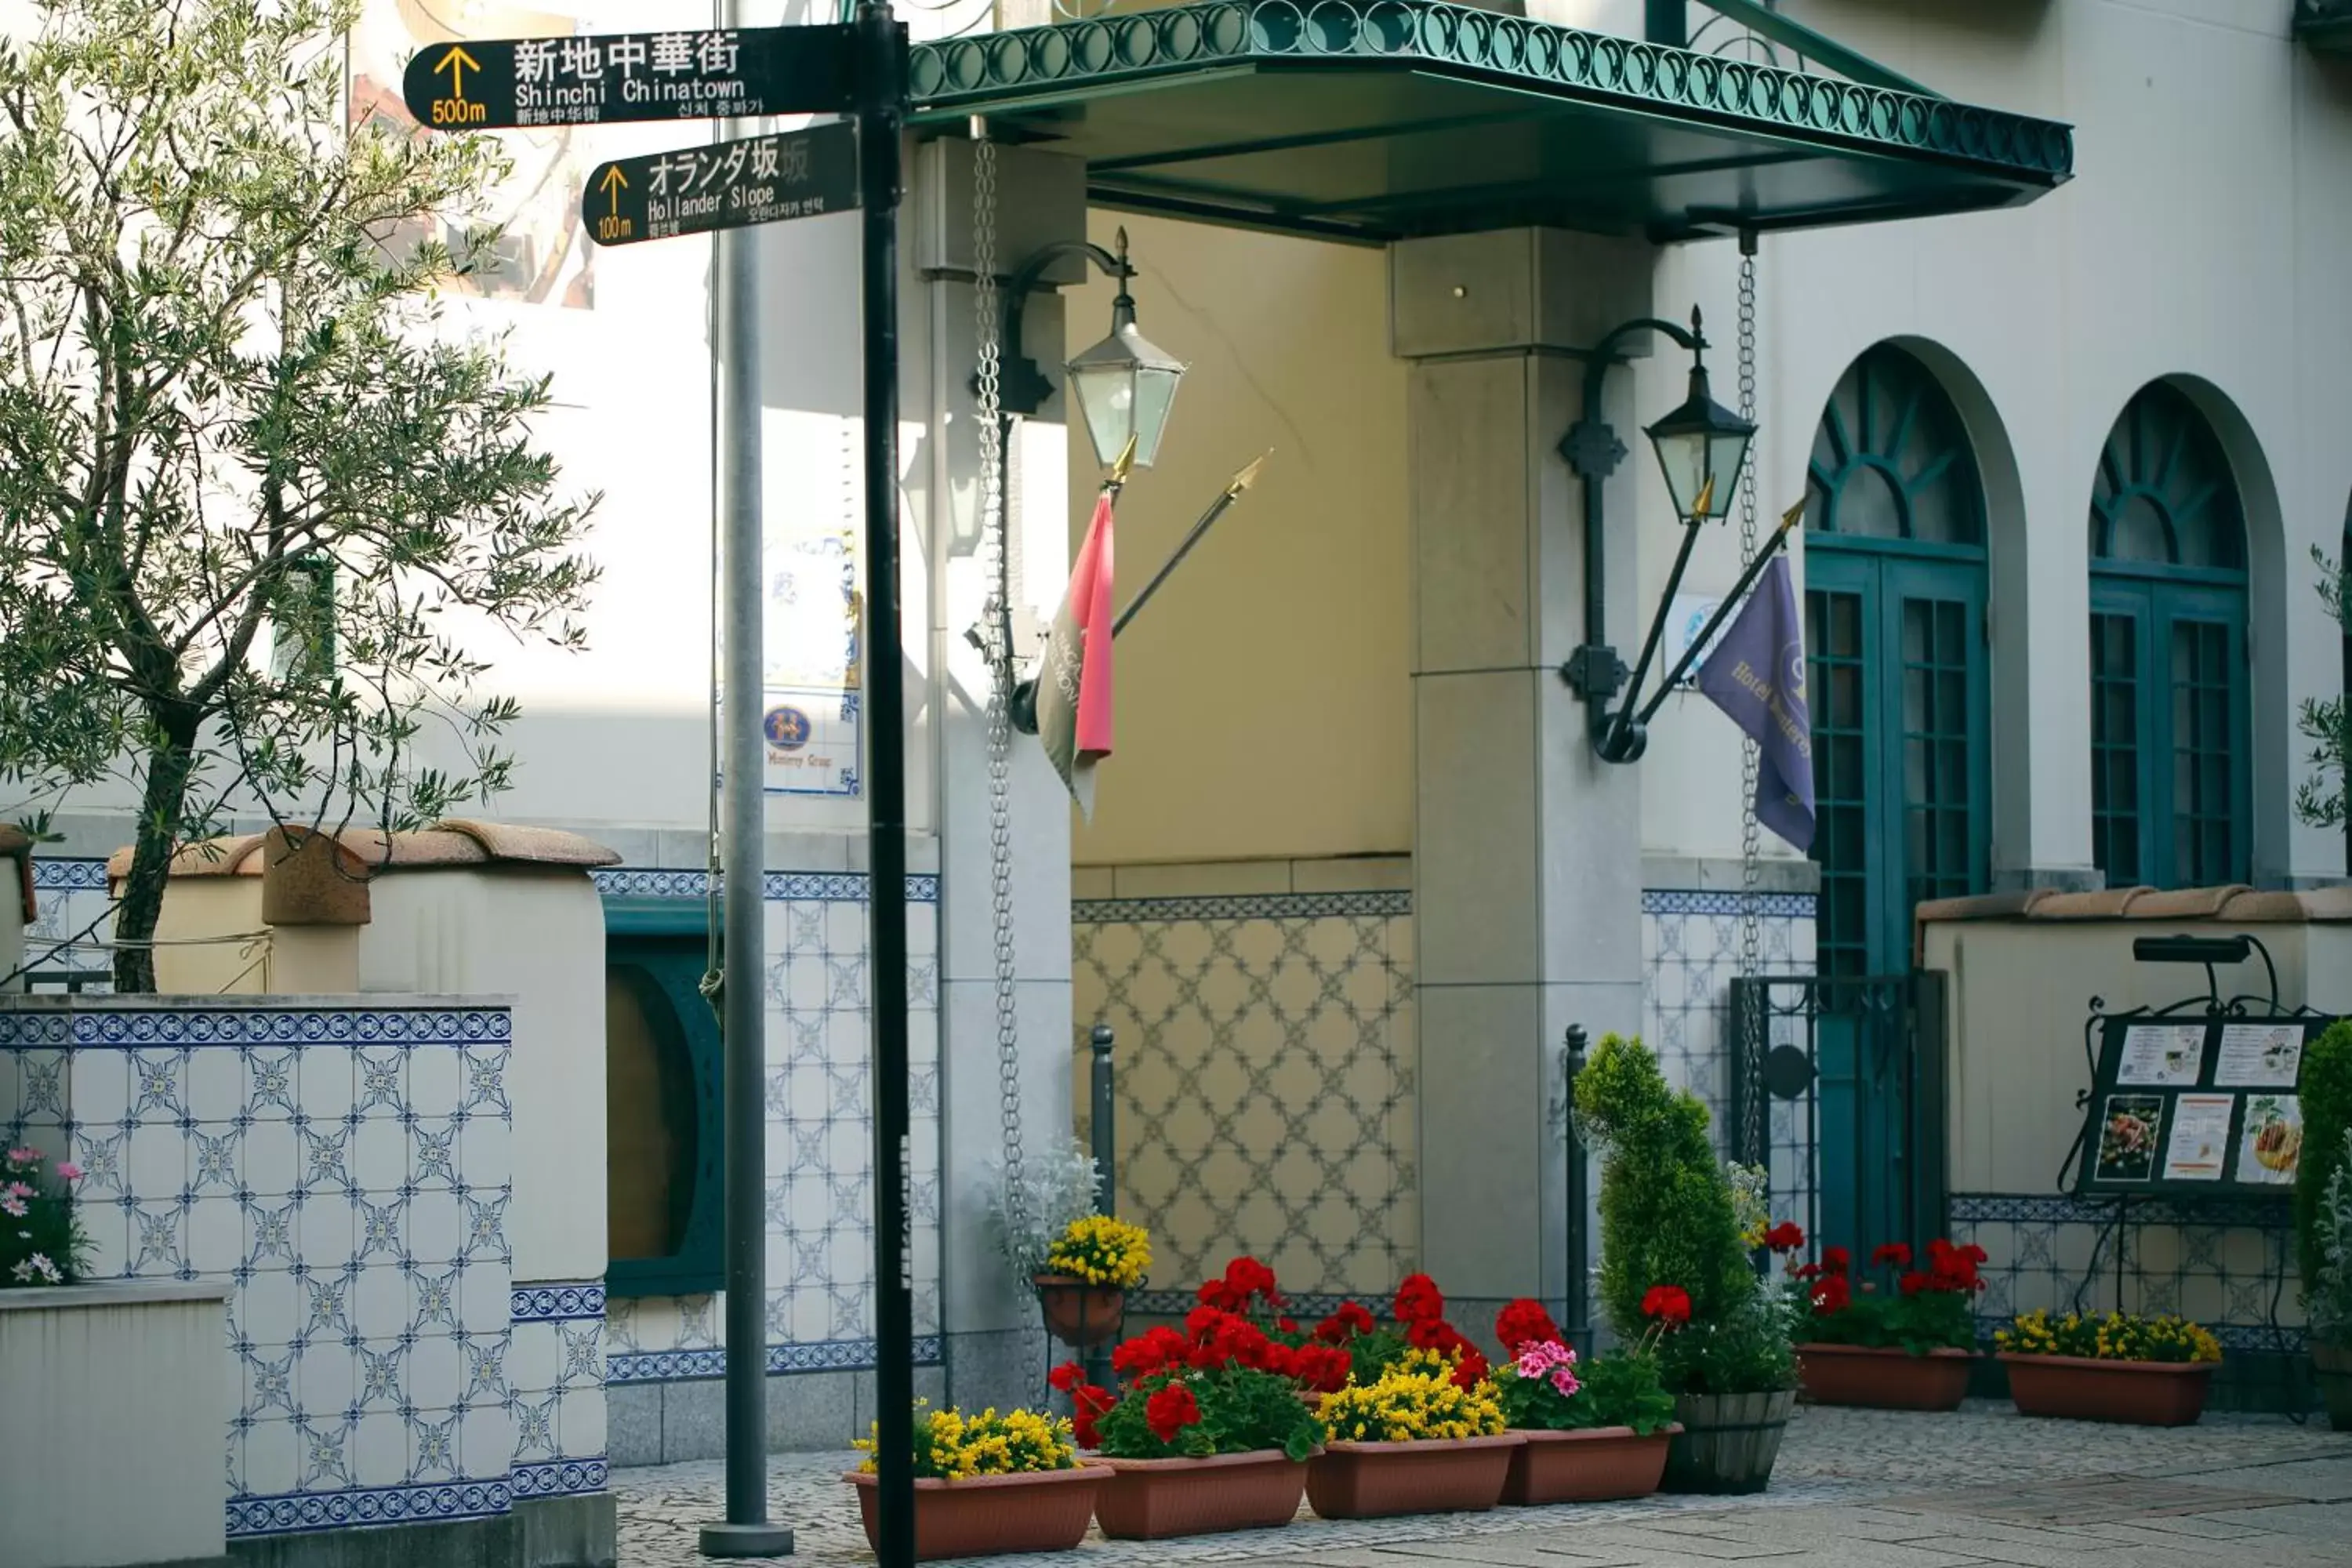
2234;1094;2303;1185
2095;1093;2165;1183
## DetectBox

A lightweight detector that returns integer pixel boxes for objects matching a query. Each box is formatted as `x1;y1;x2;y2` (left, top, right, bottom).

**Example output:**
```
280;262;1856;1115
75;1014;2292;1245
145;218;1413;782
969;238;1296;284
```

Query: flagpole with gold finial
1630;495;1808;728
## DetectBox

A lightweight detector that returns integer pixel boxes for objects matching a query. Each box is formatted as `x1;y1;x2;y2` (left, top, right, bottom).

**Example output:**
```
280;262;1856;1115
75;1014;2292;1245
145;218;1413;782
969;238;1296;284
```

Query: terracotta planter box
2314;1341;2352;1432
1034;1274;1127;1348
1999;1352;2213;1426
1797;1344;1973;1411
1501;1425;1680;1506
845;1465;1106;1560
1306;1434;1522;1519
1663;1388;1795;1496
1093;1449;1309;1538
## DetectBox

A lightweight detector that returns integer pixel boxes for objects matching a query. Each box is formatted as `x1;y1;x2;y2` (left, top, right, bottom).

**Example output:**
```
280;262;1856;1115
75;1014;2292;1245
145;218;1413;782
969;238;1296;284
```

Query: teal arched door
1799;344;1993;1252
2086;383;2252;891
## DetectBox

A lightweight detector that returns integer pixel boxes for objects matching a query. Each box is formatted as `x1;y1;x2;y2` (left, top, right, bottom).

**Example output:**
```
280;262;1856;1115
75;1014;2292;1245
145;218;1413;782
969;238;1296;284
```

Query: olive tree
0;0;597;989
2298;546;2351;841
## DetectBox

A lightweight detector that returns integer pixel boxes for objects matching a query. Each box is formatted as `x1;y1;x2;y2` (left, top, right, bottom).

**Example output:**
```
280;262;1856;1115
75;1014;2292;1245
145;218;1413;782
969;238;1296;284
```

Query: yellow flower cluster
1996;1308;2222;1365
1319;1363;1506;1445
854;1403;1076;1479
1043;1214;1152;1288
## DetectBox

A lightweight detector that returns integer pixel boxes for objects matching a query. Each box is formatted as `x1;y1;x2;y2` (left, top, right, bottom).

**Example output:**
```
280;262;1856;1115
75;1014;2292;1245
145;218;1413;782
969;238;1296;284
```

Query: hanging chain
971;125;1031;1247
1736;238;1767;1171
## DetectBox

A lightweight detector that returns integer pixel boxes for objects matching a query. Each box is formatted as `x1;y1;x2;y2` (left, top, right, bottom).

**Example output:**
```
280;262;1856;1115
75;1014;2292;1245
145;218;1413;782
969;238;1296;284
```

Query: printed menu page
2216;1023;2303;1089
2161;1094;2234;1181
2118;1024;2205;1088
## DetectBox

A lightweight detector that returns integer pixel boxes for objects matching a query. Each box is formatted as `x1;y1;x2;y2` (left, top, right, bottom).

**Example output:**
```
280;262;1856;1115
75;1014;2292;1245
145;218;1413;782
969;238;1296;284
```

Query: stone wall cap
0;1279;229;1311
1917;883;2352;927
106;821;618;881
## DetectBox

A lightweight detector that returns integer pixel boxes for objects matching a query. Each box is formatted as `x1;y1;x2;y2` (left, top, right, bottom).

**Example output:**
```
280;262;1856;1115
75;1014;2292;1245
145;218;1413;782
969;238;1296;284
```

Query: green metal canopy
908;1;2073;245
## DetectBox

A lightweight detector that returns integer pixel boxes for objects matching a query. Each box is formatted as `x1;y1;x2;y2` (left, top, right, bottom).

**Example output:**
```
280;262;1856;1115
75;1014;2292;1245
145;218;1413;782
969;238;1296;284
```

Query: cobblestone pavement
615;1403;2352;1567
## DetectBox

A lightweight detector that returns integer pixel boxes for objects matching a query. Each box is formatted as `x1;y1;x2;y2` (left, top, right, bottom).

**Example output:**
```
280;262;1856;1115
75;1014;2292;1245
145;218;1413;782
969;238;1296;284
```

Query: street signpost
399;24;856;129
583;122;859;247
409;9;917;1564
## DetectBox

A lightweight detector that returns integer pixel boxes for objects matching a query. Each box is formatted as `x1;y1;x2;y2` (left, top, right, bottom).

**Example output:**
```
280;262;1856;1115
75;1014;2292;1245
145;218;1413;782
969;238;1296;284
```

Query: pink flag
1038;490;1116;817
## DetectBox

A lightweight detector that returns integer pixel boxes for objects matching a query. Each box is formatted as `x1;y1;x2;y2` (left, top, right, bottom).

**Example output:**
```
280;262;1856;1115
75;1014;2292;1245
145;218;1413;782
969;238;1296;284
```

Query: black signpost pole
854;3;915;1564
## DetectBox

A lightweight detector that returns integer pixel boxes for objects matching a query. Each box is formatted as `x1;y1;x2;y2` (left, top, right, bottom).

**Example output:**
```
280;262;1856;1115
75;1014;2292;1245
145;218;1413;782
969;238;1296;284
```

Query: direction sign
401;24;855;131
585;122;859;246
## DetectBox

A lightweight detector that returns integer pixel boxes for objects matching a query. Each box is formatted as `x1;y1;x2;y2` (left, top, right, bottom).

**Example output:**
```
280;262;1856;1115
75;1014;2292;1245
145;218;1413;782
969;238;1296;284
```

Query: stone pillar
1390;230;1657;1323
916;137;1088;1410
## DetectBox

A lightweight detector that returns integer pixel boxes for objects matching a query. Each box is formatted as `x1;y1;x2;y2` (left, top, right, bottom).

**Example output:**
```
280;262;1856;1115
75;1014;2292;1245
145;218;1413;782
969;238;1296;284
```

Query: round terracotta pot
1797;1344;1973;1411
2314;1341;2352;1432
1305;1434;1523;1519
1034;1275;1127;1348
1998;1352;2215;1427
844;1465;1106;1560
1501;1424;1680;1506
1662;1388;1795;1495
1092;1449;1311;1539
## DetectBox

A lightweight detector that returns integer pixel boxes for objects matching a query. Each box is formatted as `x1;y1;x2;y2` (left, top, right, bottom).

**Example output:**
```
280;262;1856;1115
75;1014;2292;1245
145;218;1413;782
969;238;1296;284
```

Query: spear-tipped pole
1009;451;1271;734
1631;495;1808;727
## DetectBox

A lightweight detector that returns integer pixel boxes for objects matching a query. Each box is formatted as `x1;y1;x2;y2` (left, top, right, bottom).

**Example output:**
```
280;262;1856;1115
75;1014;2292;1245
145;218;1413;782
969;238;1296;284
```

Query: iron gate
1729;971;1947;1260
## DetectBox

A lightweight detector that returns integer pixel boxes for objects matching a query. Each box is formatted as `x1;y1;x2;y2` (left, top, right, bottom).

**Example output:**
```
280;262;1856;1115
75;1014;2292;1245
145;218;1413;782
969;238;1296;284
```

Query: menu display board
2074;1014;2328;1198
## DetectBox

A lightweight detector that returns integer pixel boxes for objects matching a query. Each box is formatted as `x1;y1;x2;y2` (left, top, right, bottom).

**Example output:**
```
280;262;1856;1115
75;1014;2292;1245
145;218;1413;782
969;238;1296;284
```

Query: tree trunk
111;706;201;993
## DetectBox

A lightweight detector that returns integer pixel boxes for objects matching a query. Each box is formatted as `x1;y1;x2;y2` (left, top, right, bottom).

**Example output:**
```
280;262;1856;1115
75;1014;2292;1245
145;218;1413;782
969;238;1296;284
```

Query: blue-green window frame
604;896;725;1298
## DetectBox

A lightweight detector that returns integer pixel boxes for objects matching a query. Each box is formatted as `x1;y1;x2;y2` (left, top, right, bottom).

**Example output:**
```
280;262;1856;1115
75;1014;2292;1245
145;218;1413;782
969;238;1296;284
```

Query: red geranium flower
1494;1298;1563;1354
1452;1347;1490;1390
1792;1262;1822;1282
1898;1270;1930;1298
1810;1273;1852;1314
1393;1273;1445;1326
1196;1278;1245;1312
1640;1284;1693;1325
1071;1382;1115;1449
1047;1360;1084;1394
1764;1221;1806;1254
1145;1381;1202;1443
1872;1243;1913;1269
1315;1301;1377;1344
1820;1246;1851;1276
1112;1326;1187;1380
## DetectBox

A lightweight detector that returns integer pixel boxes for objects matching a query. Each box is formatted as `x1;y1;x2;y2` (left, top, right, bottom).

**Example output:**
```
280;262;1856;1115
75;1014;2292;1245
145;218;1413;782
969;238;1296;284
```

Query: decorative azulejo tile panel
1640;888;1816;1147
507;1279;608;1496
23;858;114;986
596;870;943;1384
1072;890;1416;1302
0;999;517;1539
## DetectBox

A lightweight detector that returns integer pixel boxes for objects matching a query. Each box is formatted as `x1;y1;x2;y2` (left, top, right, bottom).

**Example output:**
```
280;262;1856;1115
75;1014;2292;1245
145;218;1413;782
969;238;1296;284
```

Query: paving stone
2186;1461;2352;1504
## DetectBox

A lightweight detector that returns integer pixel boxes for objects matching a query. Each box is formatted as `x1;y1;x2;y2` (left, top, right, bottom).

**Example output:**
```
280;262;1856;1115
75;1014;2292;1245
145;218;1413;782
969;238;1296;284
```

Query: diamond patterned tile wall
1072;890;1417;1302
0;1000;520;1539
1642;889;1817;1144
593;869;943;1383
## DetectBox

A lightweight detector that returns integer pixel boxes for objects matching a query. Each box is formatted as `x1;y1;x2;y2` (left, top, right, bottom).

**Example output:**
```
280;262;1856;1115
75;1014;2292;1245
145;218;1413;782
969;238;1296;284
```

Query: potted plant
1305;1356;1519;1519
1791;1237;1985;1410
1490;1298;1679;1505
1054;1295;1330;1539
845;1403;1105;1559
1994;1308;2222;1425
1574;1034;1797;1494
2299;1022;2352;1427
1034;1213;1151;1348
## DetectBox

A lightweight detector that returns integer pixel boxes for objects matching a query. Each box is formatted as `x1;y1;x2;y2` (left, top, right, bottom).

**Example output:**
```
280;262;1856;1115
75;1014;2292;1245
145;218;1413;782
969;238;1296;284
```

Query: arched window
2086;383;2251;889
604;907;724;1296
1802;343;1991;982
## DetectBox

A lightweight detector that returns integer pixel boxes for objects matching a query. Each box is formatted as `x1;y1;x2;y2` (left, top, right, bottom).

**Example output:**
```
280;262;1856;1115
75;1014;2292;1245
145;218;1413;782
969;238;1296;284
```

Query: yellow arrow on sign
597;165;627;216
434;45;482;100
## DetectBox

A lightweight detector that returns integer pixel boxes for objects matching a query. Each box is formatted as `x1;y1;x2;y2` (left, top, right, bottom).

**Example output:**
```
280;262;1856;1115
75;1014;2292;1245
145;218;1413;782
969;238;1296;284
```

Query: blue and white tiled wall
591;869;944;1388
0;1000;545;1540
1641;887;1817;1142
24;858;113;985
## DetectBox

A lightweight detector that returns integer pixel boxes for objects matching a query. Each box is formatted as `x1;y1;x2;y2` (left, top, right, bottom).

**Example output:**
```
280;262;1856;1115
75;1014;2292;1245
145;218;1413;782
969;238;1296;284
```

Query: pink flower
54;1162;82;1182
1513;1336;1581;1399
0;1196;25;1220
9;1253;60;1284
2;1182;30;1200
4;1147;36;1168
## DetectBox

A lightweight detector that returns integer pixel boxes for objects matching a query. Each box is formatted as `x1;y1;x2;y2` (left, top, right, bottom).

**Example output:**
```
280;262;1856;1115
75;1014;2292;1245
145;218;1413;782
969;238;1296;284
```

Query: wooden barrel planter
1998;1353;2213;1427
1092;1450;1309;1539
2314;1341;2352;1432
846;1465;1107;1560
1796;1344;1973;1411
1033;1274;1127;1349
1501;1425;1679;1506
1661;1389;1795;1495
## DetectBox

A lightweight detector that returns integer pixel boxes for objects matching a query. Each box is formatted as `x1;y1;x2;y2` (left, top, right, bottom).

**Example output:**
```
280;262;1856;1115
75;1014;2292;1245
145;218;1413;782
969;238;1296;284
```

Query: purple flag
1696;556;1815;852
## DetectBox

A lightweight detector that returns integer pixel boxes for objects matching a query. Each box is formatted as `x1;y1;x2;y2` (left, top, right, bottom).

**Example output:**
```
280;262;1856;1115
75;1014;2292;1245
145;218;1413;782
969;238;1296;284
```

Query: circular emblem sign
763;706;812;751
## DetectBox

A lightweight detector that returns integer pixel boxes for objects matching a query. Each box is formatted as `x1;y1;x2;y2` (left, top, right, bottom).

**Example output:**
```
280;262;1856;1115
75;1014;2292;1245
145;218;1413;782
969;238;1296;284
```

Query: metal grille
2170;617;2236;885
1073;895;1414;1300
1900;597;1976;916
1805;589;1867;982
2090;611;2141;884
1949;1191;2310;1414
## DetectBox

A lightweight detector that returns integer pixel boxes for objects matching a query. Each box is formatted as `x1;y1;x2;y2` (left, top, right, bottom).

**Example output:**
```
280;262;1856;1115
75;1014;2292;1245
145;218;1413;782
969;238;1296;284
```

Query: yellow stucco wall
1062;212;1411;866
